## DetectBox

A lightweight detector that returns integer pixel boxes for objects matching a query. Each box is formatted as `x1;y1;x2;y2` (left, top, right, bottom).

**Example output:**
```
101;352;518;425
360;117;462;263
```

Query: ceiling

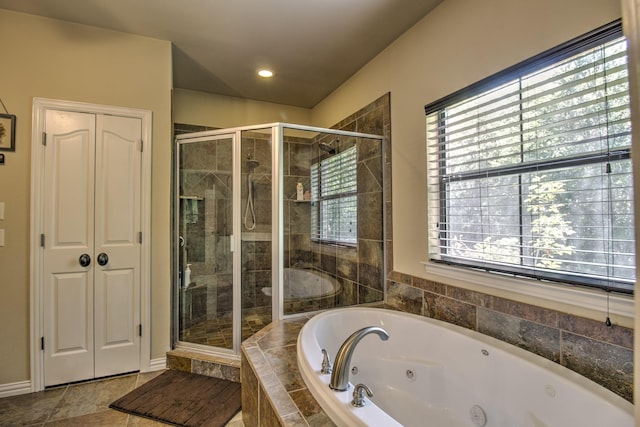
0;0;442;108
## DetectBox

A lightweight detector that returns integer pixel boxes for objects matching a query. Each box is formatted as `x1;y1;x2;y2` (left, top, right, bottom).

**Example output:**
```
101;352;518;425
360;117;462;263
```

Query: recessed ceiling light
258;69;274;78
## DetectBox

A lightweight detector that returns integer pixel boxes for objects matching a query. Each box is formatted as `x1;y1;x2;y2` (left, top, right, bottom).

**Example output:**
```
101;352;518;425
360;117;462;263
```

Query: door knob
97;252;109;266
79;253;91;267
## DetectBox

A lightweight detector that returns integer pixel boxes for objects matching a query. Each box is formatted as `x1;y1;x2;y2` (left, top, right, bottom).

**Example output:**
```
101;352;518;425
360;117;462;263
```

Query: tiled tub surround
241;315;336;427
386;270;634;402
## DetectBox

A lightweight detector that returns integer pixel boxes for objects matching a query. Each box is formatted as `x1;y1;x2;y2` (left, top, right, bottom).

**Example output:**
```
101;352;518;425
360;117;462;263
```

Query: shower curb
166;349;241;383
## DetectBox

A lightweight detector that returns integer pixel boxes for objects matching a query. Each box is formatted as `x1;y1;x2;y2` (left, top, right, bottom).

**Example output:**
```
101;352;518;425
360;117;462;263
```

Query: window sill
420;261;634;322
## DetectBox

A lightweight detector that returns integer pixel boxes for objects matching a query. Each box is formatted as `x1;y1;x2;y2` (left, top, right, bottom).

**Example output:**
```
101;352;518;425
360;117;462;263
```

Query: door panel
102;270;135;343
94;114;141;377
95;268;138;376
52;137;92;244
96;115;140;244
52;274;90;351
45;272;94;385
43;110;96;387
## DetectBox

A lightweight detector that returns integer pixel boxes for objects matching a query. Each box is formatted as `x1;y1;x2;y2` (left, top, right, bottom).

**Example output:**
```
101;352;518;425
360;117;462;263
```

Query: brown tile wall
282;94;391;315
385;270;634;402
330;94;392;280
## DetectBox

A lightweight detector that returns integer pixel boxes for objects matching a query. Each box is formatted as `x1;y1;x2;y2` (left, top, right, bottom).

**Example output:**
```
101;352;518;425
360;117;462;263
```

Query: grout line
42;384;68;424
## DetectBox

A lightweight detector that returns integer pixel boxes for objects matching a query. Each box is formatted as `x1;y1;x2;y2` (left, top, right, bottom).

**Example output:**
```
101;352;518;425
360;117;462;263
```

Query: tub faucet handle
351;383;373;407
321;349;332;375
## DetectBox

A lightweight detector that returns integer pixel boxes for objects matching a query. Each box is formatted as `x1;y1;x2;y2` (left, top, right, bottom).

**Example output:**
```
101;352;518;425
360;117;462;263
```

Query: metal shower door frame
173;123;385;358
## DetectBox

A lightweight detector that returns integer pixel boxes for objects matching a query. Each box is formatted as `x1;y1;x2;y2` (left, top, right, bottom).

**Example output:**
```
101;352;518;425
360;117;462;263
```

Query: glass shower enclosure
174;123;385;357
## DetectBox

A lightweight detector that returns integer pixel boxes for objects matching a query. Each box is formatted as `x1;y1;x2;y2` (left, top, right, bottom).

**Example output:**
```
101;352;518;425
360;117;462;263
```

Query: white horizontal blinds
426;31;634;292
311;146;357;244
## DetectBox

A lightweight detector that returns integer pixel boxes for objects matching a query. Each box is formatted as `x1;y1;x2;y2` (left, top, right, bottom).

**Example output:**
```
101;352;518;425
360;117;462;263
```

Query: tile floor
179;308;271;348
0;371;244;427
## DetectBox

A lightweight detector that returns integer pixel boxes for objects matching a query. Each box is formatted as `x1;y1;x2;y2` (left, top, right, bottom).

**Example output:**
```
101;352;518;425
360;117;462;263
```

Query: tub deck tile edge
242;317;324;427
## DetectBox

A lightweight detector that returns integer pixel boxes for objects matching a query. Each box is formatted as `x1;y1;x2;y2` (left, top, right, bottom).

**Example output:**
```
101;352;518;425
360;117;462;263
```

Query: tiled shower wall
283;93;391;313
385;270;634;401
322;94;390;306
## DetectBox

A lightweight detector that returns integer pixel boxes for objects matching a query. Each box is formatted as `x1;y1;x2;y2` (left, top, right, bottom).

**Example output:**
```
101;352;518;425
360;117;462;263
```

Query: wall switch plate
0;202;4;220
0;229;4;246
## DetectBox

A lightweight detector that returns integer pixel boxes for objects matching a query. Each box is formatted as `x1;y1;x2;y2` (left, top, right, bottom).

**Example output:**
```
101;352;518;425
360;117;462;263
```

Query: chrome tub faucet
329;326;389;391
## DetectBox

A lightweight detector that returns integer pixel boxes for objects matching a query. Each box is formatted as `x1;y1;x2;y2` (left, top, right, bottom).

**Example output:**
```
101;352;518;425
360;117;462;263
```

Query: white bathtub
297;307;633;427
262;268;342;301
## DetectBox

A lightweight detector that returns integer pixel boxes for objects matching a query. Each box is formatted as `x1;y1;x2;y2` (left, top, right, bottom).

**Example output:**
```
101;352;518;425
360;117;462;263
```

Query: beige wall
312;0;622;278
0;9;172;385
312;0;626;307
173;89;312;128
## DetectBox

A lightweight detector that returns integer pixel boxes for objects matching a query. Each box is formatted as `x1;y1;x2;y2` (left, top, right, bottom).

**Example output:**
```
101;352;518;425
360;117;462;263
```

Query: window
426;21;634;294
311;146;357;245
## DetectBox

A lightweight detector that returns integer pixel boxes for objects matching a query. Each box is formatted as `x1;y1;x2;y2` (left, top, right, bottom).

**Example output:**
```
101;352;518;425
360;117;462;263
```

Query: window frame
310;145;358;246
425;19;634;295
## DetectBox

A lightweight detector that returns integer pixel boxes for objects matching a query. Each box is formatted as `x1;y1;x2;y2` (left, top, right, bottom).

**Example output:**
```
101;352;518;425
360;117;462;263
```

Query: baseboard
148;357;166;371
0;360;166;398
0;380;32;398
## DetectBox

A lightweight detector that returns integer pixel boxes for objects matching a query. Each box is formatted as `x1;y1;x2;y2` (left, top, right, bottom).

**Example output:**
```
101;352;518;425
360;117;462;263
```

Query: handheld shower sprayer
244;155;260;230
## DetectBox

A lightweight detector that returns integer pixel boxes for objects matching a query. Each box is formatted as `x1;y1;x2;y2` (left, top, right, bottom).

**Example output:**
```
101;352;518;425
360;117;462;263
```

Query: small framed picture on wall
0;114;16;152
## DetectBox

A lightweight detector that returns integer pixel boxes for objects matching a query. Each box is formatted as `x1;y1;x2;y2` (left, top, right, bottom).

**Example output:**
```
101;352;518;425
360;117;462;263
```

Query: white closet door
42;110;96;386
93;114;141;377
42;111;142;386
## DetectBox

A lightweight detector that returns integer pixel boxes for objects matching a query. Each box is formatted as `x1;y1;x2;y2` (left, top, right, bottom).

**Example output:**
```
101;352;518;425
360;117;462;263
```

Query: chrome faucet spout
329;326;389;391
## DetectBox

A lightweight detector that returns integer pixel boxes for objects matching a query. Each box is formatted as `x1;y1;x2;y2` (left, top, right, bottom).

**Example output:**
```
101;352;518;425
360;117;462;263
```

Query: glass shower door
240;128;273;340
177;134;234;350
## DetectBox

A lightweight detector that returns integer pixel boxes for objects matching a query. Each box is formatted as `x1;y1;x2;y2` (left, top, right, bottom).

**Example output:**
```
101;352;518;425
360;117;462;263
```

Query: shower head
319;141;336;155
247;158;260;170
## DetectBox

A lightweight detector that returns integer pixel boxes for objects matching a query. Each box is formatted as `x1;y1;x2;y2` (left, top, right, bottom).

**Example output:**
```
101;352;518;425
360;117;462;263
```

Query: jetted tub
297;307;633;427
262;268;342;302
